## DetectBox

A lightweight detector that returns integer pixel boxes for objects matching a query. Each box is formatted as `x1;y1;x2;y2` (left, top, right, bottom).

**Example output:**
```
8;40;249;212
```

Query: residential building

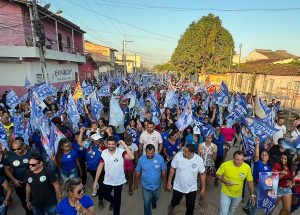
0;0;85;95
79;40;117;80
242;49;297;63
116;54;142;73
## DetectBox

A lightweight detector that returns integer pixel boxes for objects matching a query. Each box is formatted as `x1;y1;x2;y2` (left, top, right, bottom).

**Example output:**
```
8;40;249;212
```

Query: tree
171;14;235;77
153;62;175;73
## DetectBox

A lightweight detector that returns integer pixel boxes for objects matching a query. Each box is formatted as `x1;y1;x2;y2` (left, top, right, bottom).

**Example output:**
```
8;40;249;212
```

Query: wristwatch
251;194;256;198
26;199;30;203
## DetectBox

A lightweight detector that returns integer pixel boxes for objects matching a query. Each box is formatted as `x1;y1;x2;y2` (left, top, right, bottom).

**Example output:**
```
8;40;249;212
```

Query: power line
66;0;178;41
95;0;300;12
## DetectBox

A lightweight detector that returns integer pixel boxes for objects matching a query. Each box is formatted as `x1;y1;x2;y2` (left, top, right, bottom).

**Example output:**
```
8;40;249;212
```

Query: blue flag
175;101;193;131
40;126;52;158
226;100;248;127
82;80;94;96
164;91;179;108
6;89;19;109
282;137;300;150
67;92;80;124
241;117;279;141
49;123;66;155
109;95;124;126
89;90;103;121
30;97;44;129
48;84;58;97
257;172;279;214
77;98;85;116
240;124;256;160
98;84;110;97
216;81;230;107
193;116;217;137
24;76;32;89
20;93;28;102
0;122;7;140
33;83;52;100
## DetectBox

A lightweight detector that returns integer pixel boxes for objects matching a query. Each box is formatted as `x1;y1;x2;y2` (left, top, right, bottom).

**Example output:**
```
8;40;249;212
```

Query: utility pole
237;43;242;71
228;48;233;70
31;0;48;83
134;53;137;73
122;36;133;76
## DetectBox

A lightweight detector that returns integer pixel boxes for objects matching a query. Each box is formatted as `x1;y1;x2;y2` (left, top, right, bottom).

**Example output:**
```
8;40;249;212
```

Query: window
36;74;43;84
67;36;71;49
58;33;63;51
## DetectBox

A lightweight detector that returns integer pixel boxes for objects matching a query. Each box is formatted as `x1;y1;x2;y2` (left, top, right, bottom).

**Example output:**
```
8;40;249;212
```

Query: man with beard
92;136;134;215
134;144;167;215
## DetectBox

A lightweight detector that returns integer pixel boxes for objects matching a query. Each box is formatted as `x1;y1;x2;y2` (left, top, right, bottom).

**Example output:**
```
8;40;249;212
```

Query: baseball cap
193;126;201;135
91;132;102;141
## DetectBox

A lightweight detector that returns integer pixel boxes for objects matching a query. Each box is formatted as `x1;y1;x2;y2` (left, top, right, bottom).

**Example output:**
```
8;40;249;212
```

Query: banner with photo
257;172;279;214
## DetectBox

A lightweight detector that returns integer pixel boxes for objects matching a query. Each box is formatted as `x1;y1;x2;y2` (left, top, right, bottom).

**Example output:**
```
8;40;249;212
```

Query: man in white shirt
167;144;206;215
92;136;134;215
139;121;163;154
272;117;286;145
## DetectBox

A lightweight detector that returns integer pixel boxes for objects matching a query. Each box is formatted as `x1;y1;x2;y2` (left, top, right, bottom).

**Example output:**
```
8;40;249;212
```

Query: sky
43;0;300;67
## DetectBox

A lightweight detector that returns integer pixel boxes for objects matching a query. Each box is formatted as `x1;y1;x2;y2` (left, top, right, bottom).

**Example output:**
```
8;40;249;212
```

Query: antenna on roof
43;3;51;10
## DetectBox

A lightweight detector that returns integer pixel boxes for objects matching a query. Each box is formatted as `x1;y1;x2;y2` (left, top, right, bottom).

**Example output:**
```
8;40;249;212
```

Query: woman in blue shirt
243;138;271;215
56;178;95;215
54;138;82;181
78;128;106;208
163;130;181;175
72;132;87;186
185;126;203;153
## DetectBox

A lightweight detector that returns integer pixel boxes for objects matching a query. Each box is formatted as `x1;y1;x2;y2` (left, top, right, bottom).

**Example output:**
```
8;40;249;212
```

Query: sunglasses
29;162;40;167
77;186;86;195
12;147;22;151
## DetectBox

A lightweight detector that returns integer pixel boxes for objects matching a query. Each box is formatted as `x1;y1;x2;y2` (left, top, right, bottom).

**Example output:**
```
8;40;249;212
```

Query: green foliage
153;62;175;72
171;14;235;76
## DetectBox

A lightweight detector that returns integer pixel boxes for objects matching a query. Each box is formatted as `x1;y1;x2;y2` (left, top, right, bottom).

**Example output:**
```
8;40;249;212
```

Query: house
242;49;298;64
116;54;142;73
0;0;86;95
79;40;117;80
227;61;300;109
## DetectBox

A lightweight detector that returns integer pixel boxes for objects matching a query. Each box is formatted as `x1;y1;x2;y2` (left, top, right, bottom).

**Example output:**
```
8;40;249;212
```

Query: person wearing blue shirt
185;127;203;153
213;127;225;187
56;178;95;215
54;138;82;181
135;144;167;215
72;132;87;186
78;128;106;208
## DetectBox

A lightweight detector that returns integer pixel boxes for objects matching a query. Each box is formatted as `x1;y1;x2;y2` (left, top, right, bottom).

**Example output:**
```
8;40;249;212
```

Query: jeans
60;168;78;181
170;189;197;215
32;205;56;215
103;184;123;215
220;192;242;215
245;186;258;215
142;186;161;215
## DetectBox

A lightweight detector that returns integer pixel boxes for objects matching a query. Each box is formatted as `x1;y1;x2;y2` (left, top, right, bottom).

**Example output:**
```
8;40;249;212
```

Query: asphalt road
7;147;282;215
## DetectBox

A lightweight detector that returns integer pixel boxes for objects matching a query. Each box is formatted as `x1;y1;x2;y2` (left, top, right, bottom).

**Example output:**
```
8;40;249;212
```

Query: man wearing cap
25;152;61;215
167;144;206;215
139;121;163;155
185;126;203;154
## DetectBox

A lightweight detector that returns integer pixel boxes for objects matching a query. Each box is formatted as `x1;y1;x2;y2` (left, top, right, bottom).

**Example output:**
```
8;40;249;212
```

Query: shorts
277;186;292;197
205;166;216;176
124;160;135;171
224;141;232;150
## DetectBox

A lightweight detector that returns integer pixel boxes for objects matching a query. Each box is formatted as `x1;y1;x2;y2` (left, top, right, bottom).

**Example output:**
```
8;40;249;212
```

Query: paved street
7;147;281;215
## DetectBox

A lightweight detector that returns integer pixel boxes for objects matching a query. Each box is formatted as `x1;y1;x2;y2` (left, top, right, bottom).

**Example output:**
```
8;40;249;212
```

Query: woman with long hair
56;178;95;215
54;138;82;181
272;153;293;215
243;138;271;215
163;130;181;175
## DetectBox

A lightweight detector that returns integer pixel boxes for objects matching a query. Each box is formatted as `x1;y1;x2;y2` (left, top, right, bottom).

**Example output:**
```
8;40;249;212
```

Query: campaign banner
257;172;279;214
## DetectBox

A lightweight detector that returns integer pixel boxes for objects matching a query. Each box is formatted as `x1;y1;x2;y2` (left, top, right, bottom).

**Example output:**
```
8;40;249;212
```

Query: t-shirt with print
3;150;32;181
56;195;94;215
101;147;127;186
60;149;78;171
171;151;205;194
216;160;253;197
25;167;57;207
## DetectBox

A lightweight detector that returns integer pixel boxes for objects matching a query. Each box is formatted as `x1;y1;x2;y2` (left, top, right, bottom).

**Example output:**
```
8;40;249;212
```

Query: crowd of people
0;74;299;215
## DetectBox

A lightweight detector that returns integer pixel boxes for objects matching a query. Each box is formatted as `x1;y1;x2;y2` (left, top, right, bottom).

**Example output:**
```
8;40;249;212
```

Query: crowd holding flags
1;72;300;214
